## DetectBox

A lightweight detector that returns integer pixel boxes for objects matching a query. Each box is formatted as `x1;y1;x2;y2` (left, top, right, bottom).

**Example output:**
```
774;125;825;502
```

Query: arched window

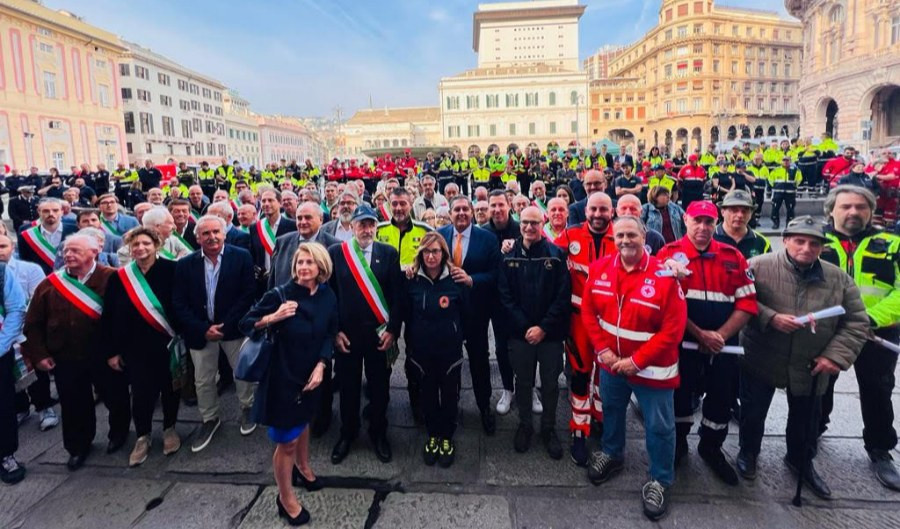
401;139;408;147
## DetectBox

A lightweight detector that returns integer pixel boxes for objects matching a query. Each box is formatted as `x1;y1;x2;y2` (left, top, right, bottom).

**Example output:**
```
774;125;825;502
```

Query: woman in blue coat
402;232;468;468
240;242;338;526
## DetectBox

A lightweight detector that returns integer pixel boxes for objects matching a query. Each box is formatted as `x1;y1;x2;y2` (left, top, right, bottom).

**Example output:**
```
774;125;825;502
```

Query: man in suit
322;189;359;243
172;215;257;453
96;194;139;238
169;199;199;250
616;143;634;169
328;205;402;464
8;186;40;231
248;188;296;295
568;170;606;226
18;198;77;275
207;201;249;250
439;195;501;434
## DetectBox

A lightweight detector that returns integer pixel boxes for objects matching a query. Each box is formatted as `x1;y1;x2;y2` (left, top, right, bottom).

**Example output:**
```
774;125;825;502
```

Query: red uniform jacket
581;252;687;389
554;223;617;313
677;164;707;181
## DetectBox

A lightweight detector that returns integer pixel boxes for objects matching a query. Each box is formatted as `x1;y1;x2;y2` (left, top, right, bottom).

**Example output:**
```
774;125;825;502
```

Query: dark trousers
52;357;131;456
739;367;821;462
490;309;514;392
464;312;494;413
409;352;462;439
674;349;739;448
126;350;179;437
334;335;389;439
508;339;563;431
455;175;469;196
821;340;897;452
770;192;795;225
681;180;705;210
15;369;54;413
752;187;766;224
0;353;18;458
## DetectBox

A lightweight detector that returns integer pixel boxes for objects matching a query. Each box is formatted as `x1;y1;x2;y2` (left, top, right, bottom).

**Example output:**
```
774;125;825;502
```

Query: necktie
453;233;463;267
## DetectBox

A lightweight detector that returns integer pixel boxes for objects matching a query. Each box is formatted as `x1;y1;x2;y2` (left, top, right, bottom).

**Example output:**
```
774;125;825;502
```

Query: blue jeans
599;369;675;487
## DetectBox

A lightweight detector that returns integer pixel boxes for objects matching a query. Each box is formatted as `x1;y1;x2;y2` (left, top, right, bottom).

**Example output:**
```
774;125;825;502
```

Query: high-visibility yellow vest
375;220;433;267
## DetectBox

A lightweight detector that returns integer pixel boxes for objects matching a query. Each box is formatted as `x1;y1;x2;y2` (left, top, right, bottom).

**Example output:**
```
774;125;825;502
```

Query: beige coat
740;250;869;395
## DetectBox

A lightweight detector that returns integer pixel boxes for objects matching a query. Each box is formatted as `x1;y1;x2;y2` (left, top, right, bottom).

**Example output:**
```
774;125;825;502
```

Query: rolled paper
873;336;900;355
792;305;846;325
682;341;745;355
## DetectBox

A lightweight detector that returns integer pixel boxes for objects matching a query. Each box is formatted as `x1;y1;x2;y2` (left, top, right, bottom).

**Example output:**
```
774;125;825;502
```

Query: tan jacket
740;250;869;395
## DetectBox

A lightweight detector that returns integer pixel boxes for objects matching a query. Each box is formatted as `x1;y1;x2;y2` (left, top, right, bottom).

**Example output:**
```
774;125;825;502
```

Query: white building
440;0;589;151
224;90;261;168
344;107;443;159
257;115;322;165
119;40;226;165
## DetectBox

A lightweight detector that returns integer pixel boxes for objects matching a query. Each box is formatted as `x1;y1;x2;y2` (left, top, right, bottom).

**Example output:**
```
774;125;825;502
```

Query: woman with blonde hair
240;242;338;526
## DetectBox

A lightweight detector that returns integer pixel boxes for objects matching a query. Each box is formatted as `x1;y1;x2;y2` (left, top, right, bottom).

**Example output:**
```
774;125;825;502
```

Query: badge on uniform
569;242;581;255
601;273;607;280
439;296;449;308
641;285;655;298
745;269;755;281
544;260;553;270
644;278;655;285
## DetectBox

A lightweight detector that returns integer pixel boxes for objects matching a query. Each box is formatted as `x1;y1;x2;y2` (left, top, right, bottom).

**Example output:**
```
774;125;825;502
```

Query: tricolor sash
20;227;56;268
341;240;389;326
159;247;177;260
378;203;391;220
543;223;558;241
256;218;276;256
534;198;548;215
172;228;191;249
100;217;120;236
47;270;103;319
118;262;175;337
190;209;201;221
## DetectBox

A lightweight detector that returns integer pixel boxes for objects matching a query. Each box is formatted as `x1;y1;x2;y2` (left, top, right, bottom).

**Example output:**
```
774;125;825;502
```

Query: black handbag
235;286;285;382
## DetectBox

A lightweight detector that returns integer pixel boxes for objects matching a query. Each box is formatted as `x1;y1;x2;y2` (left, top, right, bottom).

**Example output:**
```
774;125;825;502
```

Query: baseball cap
351;204;378;223
685;200;718;219
720;189;754;208
688;154;699;161
735;160;746;168
653;164;666;171
782;215;827;240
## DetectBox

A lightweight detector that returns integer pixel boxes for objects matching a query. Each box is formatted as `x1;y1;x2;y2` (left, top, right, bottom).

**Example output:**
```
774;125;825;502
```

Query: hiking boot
587;451;624;485
438;438;455;468
698;444;739;486
641;480;669;521
0;456;25;484
514;423;533;453
541;429;563;460
191;418;221;453
163;427;181;456
423;437;439;466
129;436;151;467
570;433;589;467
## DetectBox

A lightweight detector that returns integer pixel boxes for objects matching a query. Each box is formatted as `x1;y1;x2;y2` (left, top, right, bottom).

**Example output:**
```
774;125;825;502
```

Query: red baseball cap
688;154;699;161
686;200;718;219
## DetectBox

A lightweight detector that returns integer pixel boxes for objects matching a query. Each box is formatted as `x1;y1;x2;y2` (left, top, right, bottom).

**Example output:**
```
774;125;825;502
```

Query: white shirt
335;222;353;243
357;240;373;265
452;224;473;264
68;261;97;283
6;258;45;299
40;224;63;249
203;248;224;321
299;230;320;244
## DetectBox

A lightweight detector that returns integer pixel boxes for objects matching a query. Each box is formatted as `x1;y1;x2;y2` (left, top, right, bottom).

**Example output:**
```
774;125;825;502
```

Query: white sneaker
532;388;543;414
496;390;513;415
39;408;59;431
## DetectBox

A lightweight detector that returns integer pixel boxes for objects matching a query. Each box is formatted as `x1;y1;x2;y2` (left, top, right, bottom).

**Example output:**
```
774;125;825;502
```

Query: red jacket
822;157;853;182
581;252;687;389
677;164;706;181
554;223;617;312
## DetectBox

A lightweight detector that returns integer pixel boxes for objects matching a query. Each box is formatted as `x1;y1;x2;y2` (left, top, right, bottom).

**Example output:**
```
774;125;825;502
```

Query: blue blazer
225;226;250;250
172;245;256;349
568;198;587;227
248;217;296;270
103;213;139;236
437;224;499;314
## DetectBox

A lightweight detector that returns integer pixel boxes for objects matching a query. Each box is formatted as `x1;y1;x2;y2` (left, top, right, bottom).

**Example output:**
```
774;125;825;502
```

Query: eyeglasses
520;220;542;226
421;249;443;256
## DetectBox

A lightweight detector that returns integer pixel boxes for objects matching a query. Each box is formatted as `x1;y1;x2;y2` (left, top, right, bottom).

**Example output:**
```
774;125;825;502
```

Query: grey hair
281;190;298;201
142;207;173;228
206;201;234;221
193;214;227;236
449;195;472;210
338;189;360;204
77;227;106;245
38;197;64;209
824;185;876;216
613;215;647;237
64;232;101;252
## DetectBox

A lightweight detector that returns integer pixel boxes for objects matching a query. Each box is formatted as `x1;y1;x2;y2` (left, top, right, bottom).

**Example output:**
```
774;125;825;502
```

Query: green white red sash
20;227;56;267
118;262;175;336
378;203;391;220
190;209;201;221
100;217;120;236
47;270;103;319
534;198;547;215
341;240;389;326
256;218;276;256
543;222;558;240
172;228;190;249
158;246;177;260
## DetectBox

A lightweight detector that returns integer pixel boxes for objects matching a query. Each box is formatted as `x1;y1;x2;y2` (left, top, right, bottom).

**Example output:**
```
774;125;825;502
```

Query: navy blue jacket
438;223;499;316
172;244;256;349
225;225;250;250
401;267;468;358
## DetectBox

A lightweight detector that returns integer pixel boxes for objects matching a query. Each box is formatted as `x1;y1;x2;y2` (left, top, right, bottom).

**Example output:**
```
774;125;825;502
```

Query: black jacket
498;237;571;341
267;230;340;289
401;267;468;358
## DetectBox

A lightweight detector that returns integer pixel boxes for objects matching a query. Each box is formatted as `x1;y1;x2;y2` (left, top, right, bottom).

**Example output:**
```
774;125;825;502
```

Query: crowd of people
1;138;899;524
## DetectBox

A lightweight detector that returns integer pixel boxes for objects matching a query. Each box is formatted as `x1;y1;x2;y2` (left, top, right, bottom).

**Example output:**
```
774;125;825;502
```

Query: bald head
616;194;642;217
519;206;543;245
584;169;605;195
586;192;613;234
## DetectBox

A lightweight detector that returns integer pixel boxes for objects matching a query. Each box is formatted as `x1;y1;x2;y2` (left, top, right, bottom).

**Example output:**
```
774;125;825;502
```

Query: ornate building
0;0;127;172
786;0;900;152
589;0;802;152
223;89;261;168
344;106;442;160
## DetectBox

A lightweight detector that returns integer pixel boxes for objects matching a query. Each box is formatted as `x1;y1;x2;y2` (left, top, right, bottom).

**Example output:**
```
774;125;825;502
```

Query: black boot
698;440;738;486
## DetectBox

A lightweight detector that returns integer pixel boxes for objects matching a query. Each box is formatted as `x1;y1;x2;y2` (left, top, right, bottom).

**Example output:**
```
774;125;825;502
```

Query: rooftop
444;63;581;80
2;0;125;51
346;107;441;126
473;0;585;52
122;40;225;88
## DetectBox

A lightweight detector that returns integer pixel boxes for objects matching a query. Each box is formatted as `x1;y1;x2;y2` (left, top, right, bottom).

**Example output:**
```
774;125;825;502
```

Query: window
549;121;556;134
743;97;750;109
893;16;900;45
191;100;200;111
693;60;703;73
466;95;479;109
139;112;154;134
202;87;212;99
99;84;110;107
207;142;215;156
447;126;459;138
137;89;151;102
528;122;536;135
757;97;765;111
677;26;688;38
760;29;766;40
121;88;133;100
665;64;673;78
712;97;720;109
732;25;739;37
693;43;703;54
731;61;738;74
506;93;520;107
203;103;212;113
124;112;135;133
570;121;577;133
160;94;172;106
509;123;517;136
676;45;688;57
746;27;753;38
135;65;150;80
713;59;720;73
525;92;539;107
177;80;188;91
693;97;702;111
693;23;703;35
486;94;499;108
51;152;65;170
181;119;192;139
467;125;480;137
162;116;175;137
119;64;130;76
758;62;765;75
771;63;778;76
745;61;752;75
218;144;226;157
489;124;497;137
192;118;201;132
445;96;459;110
189;84;199;95
548;92;556;106
158;73;170;86
42;71;57;99
664;101;672;114
39;42;54;54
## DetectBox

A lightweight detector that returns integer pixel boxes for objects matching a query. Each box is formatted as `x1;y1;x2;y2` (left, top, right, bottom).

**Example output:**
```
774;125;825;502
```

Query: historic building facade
588;0;802;152
786;0;900;153
344;107;442;159
223;89;261;168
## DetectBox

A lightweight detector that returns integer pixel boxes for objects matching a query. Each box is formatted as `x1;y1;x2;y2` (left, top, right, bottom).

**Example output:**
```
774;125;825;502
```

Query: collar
40;223;61;235
416;264;451;281
300;230;320;242
391;218;412;234
784;250;825;282
454;224;473;238
715;224;755;243
67;261;97;283
614;250;650;272
825;223;877;244
203;246;225;263
677;235;719;260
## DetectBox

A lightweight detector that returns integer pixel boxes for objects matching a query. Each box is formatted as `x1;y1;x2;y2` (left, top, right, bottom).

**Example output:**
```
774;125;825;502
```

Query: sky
47;0;793;118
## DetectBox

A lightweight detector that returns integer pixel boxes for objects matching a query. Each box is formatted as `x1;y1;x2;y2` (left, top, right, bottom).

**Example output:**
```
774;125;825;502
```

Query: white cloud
428;8;449;22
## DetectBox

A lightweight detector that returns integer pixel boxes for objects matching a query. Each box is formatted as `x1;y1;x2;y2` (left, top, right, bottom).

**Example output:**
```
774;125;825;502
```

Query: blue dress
239;282;338;441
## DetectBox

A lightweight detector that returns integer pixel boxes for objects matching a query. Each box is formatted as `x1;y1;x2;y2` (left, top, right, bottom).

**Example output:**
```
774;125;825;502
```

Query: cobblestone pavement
3;350;898;529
